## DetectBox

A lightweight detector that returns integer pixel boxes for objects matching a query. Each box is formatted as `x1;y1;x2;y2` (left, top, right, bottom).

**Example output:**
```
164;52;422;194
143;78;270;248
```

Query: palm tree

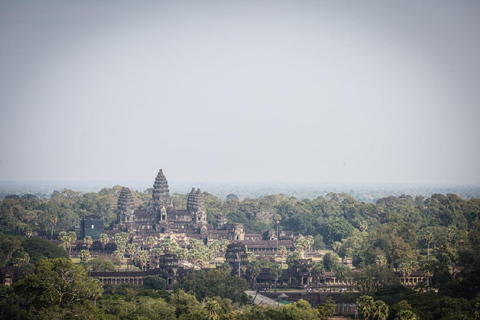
67;231;77;255
144;236;156;252
332;241;341;253
205;299;220;320
306;235;314;253
114;233;128;258
100;233;109;252
357;295;375;320
137;250;149;270
79;249;91;262
375;255;387;267
295;236;310;258
175;248;188;266
161;239;177;253
126;243;137;259
58;231;69;250
247;252;256;263
421;258;438;289
83;236;93;252
220;239;229;256
270;264;282;292
247;260;262;289
49;217;57;240
373;300;389;320
113;250;123;263
209;240;221;261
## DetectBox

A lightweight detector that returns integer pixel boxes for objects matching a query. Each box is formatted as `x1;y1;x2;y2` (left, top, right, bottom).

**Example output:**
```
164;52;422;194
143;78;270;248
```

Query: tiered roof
117;187;135;212
187;188;206;212
152;169;172;209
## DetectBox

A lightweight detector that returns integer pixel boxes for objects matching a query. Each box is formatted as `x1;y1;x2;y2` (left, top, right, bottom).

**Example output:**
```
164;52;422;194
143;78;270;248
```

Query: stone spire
187;188;206;223
187;188;196;212
151;169;172;210
117;187;135;224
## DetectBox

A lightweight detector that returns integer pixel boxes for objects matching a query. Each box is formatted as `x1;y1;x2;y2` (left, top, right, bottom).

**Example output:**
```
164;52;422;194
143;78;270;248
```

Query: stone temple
116;169;207;233
115;169;295;253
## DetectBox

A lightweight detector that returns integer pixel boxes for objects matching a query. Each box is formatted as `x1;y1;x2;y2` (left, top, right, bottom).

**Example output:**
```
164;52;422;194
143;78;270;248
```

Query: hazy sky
1;1;479;184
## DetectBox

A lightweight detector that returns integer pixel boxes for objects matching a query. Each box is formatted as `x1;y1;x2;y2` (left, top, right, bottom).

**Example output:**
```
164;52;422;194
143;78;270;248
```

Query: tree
79;249;90;262
372;300;389;320
175;270;248;304
137;250;149;270
316;297;335;320
321;216;354;245
334;264;350;281
399;260;417;286
295;236;309;258
143;276;166;290
287;251;302;268
247;261;262;289
161;238;177;253
83;257;116;272
83;236;93;252
145;236;156;252
11;258;103;314
113;250;123;263
270;264;282;292
58;231;69;251
205;299;220;320
209;240;221;261
126;243;137;258
357;295;376;320
375;255;387;267
49;217;57;240
67;231;77;255
100;233;109;252
114;232;128;258
323;252;340;272
332;241;341;253
395;309;419;320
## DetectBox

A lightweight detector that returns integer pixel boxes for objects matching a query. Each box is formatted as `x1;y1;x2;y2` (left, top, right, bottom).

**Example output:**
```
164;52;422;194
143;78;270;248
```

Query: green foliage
83;257;116;272
0;234;68;269
174;269;249;304
3;258;103;319
320;216;354;245
316;297;335;320
322;252;340;272
143;276;166;290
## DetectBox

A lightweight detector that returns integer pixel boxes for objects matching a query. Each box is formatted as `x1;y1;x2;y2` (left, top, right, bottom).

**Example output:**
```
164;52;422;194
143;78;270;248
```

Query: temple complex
114;169;296;250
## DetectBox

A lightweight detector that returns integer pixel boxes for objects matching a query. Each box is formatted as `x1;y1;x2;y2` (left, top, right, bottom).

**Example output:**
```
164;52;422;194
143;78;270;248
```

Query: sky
0;1;479;184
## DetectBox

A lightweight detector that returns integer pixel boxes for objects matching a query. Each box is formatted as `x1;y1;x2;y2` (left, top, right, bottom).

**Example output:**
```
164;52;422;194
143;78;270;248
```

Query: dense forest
1;188;480;319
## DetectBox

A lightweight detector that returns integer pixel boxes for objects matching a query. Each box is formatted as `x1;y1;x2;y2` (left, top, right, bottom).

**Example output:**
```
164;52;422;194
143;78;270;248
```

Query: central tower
151;169;173;211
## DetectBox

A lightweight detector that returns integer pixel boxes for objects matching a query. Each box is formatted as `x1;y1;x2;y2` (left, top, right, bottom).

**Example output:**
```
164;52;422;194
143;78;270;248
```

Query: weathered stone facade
116;170;209;235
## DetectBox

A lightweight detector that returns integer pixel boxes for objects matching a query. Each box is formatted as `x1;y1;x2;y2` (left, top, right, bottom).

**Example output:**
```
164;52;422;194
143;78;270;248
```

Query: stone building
116;169;209;234
113;169;296;256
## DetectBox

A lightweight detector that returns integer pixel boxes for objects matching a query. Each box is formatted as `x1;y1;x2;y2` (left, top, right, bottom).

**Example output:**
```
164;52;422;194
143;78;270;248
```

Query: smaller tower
187;188;207;224
117;187;135;225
